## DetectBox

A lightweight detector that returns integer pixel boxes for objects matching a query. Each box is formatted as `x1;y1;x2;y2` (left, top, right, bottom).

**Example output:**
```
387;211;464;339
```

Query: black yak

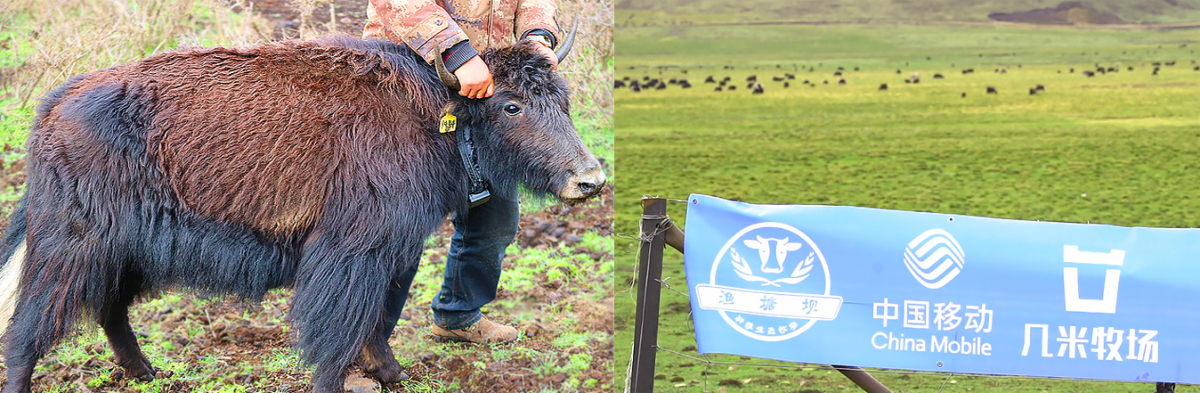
879;83;888;90
615;80;626;88
746;75;757;82
987;86;997;94
933;73;944;79
1029;88;1037;95
0;35;604;393
705;75;716;83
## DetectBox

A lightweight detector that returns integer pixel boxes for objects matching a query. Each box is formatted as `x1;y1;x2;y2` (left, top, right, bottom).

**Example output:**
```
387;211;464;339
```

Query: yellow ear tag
439;113;457;133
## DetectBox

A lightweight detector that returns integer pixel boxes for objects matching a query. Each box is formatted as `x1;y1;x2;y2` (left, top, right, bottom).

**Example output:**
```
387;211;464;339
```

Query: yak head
435;31;605;204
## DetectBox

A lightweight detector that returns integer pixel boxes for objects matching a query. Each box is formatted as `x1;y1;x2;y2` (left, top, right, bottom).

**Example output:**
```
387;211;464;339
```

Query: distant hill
615;0;1200;26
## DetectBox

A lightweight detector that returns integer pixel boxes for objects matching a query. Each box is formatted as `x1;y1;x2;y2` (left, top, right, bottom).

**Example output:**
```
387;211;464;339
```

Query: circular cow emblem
903;229;965;289
704;222;836;342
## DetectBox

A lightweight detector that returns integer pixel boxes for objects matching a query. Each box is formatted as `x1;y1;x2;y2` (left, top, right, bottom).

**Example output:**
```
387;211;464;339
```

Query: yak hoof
115;356;157;382
361;357;410;383
367;366;410;384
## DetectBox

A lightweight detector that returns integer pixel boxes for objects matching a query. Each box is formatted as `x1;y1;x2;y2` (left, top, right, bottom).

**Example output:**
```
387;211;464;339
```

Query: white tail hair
0;239;26;337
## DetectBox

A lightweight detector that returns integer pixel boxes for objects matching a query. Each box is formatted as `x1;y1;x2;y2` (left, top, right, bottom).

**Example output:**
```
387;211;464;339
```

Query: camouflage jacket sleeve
515;0;559;44
368;0;469;65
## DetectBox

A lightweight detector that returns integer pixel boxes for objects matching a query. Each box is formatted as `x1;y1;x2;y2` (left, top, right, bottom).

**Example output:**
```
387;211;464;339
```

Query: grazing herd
616;55;1199;99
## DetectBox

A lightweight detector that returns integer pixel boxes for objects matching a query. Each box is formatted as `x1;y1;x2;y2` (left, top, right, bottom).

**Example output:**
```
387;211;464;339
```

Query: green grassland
614;23;1200;392
615;0;1200;26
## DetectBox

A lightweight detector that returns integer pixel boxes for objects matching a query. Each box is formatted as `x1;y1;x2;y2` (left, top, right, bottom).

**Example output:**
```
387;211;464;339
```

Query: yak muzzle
559;166;607;202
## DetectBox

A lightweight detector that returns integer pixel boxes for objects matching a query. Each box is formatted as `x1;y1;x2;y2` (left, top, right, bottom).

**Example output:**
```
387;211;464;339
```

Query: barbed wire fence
616;196;1179;393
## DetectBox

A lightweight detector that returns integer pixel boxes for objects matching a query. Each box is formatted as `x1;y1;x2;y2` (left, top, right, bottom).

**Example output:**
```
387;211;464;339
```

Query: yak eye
503;103;522;116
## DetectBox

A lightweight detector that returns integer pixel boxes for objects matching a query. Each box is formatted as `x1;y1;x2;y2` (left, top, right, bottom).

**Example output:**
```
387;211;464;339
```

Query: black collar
455;121;491;208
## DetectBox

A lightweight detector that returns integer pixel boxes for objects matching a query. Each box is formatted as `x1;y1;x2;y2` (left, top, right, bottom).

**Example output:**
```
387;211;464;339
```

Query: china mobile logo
903;229;965;289
695;222;843;342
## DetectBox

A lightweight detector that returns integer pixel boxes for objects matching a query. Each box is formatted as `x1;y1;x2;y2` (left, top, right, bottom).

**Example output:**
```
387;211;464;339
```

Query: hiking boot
431;316;519;344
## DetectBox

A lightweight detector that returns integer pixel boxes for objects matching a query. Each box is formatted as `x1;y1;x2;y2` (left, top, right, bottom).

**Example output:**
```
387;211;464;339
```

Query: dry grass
0;0;271;112
560;0;615;130
288;0;338;39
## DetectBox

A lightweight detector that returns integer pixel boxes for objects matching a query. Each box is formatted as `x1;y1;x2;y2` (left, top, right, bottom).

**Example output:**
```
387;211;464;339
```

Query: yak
0;32;604;393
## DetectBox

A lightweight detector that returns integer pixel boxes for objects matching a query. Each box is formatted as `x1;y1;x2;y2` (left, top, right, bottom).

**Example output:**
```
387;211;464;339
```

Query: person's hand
530;41;558;70
454;56;493;99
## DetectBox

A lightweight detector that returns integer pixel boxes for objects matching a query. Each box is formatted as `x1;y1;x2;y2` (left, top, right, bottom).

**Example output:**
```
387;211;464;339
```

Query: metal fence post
629;197;669;393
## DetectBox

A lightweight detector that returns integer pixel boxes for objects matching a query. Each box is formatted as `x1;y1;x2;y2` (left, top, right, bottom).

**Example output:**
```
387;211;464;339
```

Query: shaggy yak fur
0;35;603;392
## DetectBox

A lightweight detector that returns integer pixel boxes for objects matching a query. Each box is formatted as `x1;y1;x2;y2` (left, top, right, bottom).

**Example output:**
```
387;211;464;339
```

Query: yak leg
2;304;40;393
292;239;421;393
2;271;79;393
100;274;156;381
358;260;420;383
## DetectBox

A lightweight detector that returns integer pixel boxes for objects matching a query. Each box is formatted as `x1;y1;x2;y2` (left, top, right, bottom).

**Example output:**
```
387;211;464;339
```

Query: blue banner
684;194;1200;383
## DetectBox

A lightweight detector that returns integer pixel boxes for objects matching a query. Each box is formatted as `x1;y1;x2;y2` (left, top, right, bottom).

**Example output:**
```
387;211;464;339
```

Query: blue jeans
382;188;519;332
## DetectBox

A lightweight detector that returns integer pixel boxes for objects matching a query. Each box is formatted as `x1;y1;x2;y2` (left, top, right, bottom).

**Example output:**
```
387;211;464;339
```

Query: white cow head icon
743;236;803;274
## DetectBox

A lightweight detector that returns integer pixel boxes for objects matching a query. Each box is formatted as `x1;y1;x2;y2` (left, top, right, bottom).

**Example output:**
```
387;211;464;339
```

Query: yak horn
433;43;461;91
554;10;581;63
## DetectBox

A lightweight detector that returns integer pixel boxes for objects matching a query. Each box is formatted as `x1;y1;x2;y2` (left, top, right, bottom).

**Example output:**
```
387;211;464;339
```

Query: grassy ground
615;0;1200;26
0;0;614;392
614;22;1200;392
